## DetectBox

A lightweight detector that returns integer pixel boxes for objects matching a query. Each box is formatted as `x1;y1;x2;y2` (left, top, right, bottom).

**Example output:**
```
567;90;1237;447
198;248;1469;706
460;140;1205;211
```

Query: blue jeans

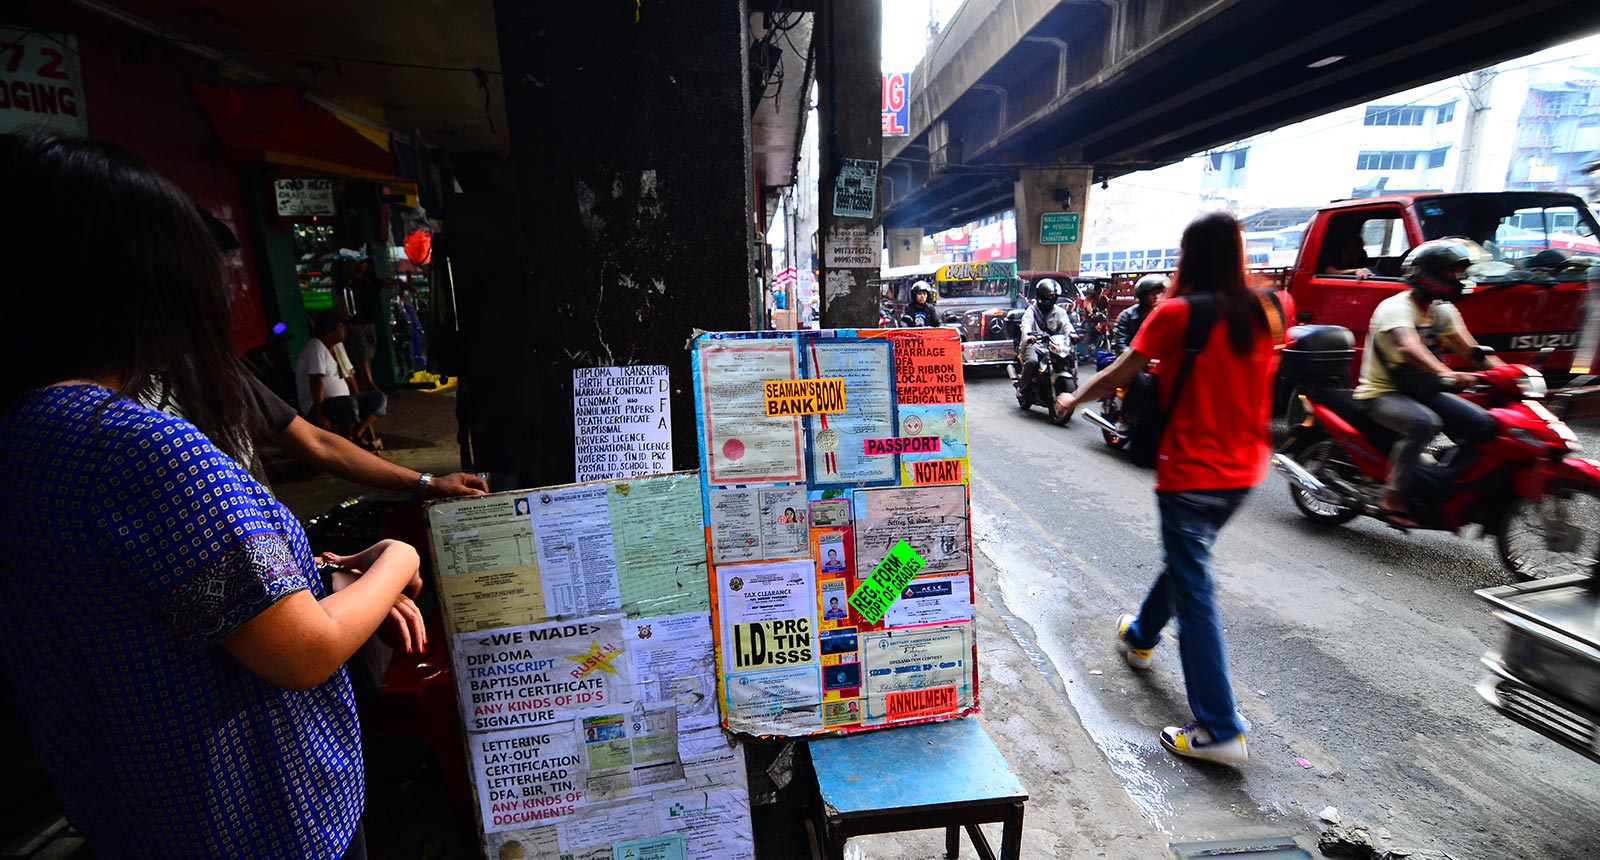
1124;488;1250;739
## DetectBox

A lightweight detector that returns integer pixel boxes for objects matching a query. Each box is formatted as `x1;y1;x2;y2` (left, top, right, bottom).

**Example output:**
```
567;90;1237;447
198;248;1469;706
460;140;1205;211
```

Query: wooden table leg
965;824;998;860
824;818;849;860
1000;802;1025;860
946;824;960;858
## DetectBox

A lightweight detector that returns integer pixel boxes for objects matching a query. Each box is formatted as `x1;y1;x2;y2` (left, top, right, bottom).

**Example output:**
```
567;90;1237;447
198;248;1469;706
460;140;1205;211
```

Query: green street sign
1040;212;1081;245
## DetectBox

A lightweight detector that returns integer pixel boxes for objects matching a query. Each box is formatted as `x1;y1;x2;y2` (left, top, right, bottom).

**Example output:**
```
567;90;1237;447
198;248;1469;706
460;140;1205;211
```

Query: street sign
1040;212;1080;245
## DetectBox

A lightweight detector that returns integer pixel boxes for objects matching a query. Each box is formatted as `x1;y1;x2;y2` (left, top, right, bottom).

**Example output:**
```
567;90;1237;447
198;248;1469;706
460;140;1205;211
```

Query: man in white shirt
297;311;387;448
1354;240;1499;525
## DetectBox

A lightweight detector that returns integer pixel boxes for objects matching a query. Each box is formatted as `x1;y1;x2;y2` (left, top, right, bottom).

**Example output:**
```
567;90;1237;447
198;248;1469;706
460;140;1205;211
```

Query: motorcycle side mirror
1533;346;1554;371
1466;345;1496;365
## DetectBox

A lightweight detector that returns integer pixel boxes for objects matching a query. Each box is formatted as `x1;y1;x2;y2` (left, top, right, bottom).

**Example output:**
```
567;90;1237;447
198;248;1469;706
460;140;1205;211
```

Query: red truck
1096;191;1598;383
1276;192;1596;380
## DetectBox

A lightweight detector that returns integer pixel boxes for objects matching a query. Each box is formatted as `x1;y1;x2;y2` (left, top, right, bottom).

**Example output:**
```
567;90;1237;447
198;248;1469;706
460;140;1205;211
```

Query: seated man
1112;274;1168;353
1016;278;1075;405
901;281;943;327
1353;240;1501;526
1320;221;1378;277
297;311;387;449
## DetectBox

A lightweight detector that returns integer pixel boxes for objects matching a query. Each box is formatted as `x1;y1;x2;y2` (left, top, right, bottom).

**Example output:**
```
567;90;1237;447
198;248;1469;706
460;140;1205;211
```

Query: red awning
195;85;397;180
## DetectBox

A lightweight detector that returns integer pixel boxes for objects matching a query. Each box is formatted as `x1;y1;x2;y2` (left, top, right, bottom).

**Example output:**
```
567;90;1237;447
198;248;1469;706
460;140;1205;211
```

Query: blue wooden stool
808;718;1028;860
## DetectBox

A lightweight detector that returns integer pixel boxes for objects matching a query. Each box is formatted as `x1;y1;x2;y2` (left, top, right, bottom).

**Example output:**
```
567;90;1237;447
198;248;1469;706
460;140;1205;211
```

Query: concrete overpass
883;0;1600;246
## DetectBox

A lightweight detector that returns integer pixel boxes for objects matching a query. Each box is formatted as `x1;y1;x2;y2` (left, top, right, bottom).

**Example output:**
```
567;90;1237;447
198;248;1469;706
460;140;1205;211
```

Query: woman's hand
428;472;490;497
1054;392;1078;422
322;540;422;598
331;571;428;653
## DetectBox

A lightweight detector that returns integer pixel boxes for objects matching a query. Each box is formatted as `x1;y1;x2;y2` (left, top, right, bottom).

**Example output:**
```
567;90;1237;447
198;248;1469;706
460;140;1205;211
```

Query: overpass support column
817;0;883;328
887;227;923;267
1014;167;1093;274
477;3;754;486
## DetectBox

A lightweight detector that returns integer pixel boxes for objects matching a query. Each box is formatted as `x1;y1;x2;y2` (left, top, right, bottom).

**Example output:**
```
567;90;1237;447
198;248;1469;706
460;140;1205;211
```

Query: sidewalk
834;544;1165;860
270;387;469;520
268;389;1166;858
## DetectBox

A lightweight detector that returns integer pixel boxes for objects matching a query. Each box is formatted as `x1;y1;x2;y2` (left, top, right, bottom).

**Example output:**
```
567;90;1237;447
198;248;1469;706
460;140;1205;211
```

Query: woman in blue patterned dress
0;133;425;858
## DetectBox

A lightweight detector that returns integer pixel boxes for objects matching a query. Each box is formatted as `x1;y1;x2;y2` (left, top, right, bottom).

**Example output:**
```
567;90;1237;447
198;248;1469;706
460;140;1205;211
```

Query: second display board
691;327;980;737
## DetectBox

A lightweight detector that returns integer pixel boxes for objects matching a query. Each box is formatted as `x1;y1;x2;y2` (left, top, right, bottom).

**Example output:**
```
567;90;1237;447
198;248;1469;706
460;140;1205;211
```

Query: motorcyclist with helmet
901;280;943;327
1112;274;1169;353
1353;239;1503;527
1016;278;1077;405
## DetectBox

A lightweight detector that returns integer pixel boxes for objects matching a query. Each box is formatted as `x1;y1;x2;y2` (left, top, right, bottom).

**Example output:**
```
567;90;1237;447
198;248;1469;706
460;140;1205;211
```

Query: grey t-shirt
138;374;296;486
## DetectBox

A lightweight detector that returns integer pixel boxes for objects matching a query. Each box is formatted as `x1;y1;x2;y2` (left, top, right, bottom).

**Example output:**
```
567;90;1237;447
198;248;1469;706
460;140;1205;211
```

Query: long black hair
0;131;254;461
1171;211;1268;355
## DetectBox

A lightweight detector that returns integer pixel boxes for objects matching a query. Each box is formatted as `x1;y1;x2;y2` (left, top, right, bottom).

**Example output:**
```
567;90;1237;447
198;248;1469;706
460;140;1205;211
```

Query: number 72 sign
0;28;88;136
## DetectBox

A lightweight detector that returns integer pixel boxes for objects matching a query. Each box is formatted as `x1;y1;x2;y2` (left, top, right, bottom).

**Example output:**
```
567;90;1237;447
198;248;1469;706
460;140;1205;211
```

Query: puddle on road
973;510;1295;837
976;534;1181;828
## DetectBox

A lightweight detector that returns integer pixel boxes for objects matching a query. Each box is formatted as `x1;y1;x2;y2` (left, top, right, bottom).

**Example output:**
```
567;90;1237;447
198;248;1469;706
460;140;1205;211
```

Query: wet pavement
963;368;1600;858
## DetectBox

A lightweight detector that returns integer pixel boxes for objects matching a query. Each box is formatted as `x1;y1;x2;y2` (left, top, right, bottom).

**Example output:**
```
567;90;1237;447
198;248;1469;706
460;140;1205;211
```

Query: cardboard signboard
0;28;88;137
427;472;754;860
691;327;979;737
273;177;336;217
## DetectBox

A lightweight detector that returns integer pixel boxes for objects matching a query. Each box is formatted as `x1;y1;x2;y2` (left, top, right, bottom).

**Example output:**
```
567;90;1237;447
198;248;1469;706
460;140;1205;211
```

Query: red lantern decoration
403;228;433;266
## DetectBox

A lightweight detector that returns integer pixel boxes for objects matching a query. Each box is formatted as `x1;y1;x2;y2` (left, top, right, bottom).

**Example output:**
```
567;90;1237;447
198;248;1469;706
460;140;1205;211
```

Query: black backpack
1126;295;1216;468
1125;291;1284;468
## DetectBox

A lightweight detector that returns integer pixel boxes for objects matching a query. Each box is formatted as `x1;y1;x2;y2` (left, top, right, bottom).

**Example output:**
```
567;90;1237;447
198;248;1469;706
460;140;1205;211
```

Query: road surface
964;370;1600;858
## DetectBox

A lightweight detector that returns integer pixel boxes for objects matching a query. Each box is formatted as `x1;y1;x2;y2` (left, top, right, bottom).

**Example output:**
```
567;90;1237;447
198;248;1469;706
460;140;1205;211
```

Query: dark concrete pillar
817;0;883;328
887;227;923;267
1014;167;1092;274
483;3;754;486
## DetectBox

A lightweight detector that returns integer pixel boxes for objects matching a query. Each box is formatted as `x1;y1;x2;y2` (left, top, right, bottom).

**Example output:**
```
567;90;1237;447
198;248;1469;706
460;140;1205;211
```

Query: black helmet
1134;274;1169;299
1034;278;1060;307
1403;239;1472;299
911;280;932;301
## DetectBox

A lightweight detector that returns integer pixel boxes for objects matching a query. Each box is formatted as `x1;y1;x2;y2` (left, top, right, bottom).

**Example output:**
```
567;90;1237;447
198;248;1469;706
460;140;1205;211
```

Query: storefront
0;15;439;395
195;84;436;392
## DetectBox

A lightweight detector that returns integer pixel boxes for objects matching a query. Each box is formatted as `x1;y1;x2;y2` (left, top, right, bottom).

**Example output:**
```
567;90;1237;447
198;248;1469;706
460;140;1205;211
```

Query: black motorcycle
1081;349;1132;447
1008;330;1077;425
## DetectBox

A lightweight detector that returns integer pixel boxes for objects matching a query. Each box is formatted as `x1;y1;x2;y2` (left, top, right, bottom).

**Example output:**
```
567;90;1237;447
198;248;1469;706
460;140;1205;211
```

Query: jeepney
931;261;1023;367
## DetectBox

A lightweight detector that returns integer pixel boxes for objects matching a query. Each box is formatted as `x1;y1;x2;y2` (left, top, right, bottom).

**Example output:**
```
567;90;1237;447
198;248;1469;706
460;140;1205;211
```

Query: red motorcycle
1272;325;1600;582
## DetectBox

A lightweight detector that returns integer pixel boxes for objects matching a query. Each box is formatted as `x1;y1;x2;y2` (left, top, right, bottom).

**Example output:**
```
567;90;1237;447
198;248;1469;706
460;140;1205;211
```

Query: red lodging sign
882;72;910;136
0;28;87;136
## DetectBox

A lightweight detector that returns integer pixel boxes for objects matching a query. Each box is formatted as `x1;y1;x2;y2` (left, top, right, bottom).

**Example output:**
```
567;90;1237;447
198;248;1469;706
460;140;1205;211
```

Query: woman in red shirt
1056;212;1289;765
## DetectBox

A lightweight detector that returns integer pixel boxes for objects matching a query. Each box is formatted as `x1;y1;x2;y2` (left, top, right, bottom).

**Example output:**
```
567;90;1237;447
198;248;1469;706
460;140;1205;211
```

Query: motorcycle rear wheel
1496;481;1600;582
1288;439;1361;525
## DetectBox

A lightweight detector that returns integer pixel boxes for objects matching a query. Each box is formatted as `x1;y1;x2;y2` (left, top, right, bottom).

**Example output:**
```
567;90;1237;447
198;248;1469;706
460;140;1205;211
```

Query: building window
1204;148;1249;189
1427;147;1448;169
1356;151;1419;170
1363;106;1427;126
1436;101;1456;124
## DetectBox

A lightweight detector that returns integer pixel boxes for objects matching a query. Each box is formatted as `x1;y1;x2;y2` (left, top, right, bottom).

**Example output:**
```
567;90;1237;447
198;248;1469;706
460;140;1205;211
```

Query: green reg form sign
1040;212;1081;245
848;540;927;624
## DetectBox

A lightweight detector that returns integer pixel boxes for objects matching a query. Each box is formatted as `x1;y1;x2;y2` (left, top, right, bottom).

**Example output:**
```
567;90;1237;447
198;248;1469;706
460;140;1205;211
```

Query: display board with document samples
425;326;979;858
691;327;980;737
427;472;750;860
